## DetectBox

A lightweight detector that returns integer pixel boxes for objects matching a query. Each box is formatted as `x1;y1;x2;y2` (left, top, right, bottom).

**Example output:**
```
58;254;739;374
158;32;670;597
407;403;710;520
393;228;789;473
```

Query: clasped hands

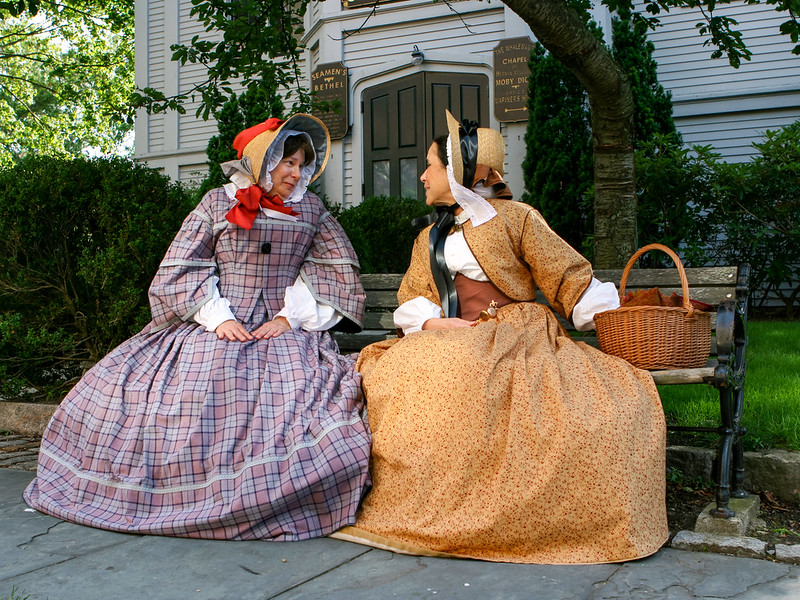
214;317;291;341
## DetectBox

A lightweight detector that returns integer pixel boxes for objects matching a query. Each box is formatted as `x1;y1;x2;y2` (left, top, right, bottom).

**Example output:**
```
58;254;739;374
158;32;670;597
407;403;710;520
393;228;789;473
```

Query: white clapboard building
134;0;800;207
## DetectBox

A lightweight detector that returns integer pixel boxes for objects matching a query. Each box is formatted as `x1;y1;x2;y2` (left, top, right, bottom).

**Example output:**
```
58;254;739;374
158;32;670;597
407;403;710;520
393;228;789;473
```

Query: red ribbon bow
225;184;298;230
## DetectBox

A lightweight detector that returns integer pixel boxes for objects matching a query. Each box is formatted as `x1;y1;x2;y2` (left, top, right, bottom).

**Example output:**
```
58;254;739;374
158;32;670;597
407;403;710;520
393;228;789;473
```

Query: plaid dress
23;189;371;541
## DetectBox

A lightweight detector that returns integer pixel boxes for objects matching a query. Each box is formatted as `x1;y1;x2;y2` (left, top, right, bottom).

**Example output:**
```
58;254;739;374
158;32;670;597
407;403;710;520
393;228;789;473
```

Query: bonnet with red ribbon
221;114;331;229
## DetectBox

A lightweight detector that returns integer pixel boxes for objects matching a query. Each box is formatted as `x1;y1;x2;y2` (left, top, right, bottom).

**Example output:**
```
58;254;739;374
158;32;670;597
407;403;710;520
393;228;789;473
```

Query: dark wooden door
363;72;489;201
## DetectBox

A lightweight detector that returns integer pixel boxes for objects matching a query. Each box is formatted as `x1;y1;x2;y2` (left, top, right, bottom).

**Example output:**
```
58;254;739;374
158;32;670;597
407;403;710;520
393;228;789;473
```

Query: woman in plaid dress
24;114;372;541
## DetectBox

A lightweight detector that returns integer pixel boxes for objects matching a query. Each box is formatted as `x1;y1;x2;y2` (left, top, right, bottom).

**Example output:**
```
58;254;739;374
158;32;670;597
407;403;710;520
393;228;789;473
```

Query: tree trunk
502;0;637;268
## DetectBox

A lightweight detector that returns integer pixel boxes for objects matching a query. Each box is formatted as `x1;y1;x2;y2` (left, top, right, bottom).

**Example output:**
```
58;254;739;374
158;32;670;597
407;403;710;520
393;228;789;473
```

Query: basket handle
618;243;694;317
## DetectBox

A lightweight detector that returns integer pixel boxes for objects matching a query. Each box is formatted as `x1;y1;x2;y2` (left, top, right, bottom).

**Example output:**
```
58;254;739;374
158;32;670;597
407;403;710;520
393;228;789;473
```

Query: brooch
478;300;498;321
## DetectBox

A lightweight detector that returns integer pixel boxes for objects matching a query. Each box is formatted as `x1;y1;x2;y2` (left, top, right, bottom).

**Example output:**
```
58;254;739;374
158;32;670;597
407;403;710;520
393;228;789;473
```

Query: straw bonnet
445;109;505;188
232;113;331;185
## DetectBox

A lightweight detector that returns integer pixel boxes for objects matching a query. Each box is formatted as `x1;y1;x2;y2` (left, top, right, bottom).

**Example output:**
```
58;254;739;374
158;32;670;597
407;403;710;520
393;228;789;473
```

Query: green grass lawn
659;320;800;451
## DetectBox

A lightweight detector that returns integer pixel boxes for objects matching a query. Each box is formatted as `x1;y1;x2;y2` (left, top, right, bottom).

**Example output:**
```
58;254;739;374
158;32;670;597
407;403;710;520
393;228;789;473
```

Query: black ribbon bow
458;119;479;189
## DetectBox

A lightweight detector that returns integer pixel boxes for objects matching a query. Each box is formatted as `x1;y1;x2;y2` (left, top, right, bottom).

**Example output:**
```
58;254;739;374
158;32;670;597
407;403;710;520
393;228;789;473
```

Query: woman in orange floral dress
332;111;668;564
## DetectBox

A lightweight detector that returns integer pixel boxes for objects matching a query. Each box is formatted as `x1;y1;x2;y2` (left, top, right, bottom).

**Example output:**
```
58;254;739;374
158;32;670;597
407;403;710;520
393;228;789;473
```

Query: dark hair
283;134;315;166
433;134;449;166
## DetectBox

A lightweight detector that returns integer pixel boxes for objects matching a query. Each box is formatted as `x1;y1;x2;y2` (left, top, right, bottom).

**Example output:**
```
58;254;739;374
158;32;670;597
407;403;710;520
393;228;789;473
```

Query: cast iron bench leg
731;300;749;499
711;385;735;518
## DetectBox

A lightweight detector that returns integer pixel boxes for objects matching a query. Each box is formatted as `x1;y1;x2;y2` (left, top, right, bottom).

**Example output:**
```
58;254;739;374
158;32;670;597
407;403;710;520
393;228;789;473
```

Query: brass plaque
311;62;349;140
493;37;533;123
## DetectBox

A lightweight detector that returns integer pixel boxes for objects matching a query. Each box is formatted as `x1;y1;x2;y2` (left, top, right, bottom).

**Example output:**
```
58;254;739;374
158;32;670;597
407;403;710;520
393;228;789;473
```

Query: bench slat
361;268;739;290
620;287;735;305
651;366;716;385
361;273;404;289
593;266;737;287
365;290;400;309
532;288;733;308
336;332;395;352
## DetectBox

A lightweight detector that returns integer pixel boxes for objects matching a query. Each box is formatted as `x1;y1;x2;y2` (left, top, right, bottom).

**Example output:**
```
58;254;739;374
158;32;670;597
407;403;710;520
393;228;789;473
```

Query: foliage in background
699;121;800;316
521;41;594;255
130;0;313;118
522;13;678;259
634;134;719;263
636;120;800;316
0;156;196;401
0;0;134;165
337;196;432;274
198;78;285;199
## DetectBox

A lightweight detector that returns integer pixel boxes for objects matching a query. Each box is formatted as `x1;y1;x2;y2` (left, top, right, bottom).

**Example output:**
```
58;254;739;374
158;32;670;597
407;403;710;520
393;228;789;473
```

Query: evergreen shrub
0;156;196;400
522;15;679;260
521;42;593;254
634;133;720;264
337;196;431;274
700;121;800;316
635;121;800;316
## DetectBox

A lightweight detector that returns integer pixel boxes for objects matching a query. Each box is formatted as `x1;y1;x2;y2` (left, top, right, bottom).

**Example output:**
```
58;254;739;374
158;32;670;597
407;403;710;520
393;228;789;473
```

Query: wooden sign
493;37;533;123
311;62;349;140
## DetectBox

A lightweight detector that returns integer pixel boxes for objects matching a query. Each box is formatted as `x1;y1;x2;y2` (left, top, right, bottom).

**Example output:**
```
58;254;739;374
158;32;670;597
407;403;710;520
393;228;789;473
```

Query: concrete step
694;496;762;536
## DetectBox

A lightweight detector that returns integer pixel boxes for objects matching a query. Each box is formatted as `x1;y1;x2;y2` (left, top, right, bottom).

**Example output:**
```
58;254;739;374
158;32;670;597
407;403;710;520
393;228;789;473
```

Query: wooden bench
336;265;751;518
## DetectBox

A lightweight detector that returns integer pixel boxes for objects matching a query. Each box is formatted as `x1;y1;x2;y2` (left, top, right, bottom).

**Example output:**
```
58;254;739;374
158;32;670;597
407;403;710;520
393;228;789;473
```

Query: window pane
400;158;418;199
373;160;390;197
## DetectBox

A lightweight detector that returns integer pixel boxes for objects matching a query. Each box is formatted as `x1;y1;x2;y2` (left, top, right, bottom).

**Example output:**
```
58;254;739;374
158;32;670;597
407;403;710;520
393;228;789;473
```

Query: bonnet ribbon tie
458;119;479;189
225;184;298;230
429;204;459;318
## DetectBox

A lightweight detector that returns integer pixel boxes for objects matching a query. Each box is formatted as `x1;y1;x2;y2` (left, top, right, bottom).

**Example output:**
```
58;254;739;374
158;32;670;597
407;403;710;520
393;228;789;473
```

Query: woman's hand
422;317;476;330
215;320;254;342
252;316;291;339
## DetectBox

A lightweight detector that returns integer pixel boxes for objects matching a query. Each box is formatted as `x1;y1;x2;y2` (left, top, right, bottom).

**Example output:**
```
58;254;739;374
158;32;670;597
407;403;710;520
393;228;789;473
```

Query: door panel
363;72;489;201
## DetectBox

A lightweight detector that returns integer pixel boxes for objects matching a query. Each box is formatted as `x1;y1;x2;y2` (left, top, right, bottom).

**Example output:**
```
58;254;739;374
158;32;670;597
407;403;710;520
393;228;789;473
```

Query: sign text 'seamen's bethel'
493;37;533;123
311;62;349;140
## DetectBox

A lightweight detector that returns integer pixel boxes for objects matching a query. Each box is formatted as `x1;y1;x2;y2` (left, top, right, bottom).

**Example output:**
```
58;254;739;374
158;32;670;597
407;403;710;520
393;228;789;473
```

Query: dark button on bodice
261;242;271;254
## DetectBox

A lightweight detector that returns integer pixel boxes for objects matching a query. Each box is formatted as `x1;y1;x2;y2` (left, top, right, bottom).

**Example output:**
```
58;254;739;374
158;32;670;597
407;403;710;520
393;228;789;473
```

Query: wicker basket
593;244;711;370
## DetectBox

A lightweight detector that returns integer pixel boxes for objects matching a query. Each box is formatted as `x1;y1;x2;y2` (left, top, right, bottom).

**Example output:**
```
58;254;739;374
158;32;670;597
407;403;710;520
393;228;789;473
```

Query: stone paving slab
271;549;618;600
3;470;800;600
5;530;372;600
590;549;799;600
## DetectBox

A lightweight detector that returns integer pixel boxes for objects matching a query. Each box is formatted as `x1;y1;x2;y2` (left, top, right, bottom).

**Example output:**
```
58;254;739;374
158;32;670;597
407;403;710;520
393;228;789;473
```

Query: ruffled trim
220;129;316;205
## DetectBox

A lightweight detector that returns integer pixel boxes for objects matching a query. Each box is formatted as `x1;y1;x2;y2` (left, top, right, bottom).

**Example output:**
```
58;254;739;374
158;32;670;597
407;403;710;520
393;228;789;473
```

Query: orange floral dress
333;200;668;564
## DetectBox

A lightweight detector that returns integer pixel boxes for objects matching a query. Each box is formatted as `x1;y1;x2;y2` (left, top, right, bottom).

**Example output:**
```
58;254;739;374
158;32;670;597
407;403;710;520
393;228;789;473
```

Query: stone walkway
2;469;800;600
4;432;799;567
